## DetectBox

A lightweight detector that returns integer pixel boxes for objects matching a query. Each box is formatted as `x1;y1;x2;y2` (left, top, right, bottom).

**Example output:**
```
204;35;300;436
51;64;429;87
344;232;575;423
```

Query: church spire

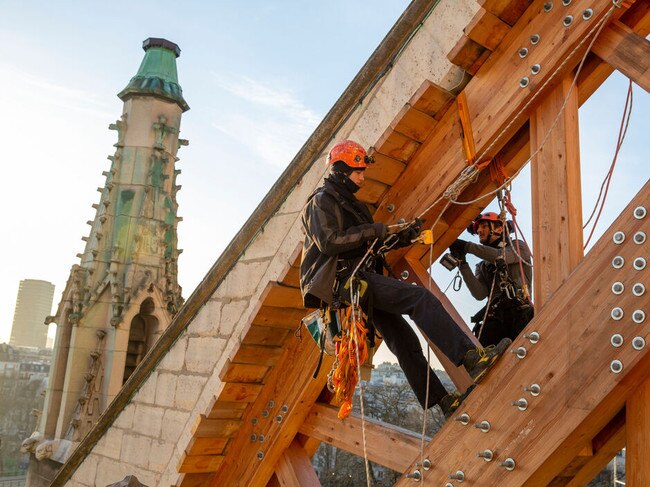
118;37;189;112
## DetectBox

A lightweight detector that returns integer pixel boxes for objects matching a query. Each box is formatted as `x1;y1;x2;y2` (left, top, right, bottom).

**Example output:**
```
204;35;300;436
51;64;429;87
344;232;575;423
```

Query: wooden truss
175;0;650;485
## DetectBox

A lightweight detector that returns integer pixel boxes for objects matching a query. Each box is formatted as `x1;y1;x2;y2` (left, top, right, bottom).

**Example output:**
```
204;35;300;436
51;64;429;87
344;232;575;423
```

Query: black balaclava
330;160;362;194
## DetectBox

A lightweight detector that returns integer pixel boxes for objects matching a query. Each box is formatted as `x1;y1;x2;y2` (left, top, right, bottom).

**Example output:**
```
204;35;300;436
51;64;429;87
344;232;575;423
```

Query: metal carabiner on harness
453;270;463;291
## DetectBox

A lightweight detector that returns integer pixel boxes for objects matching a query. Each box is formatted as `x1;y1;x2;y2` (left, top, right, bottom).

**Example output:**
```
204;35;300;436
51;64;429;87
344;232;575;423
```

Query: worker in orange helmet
300;140;511;417
449;212;533;347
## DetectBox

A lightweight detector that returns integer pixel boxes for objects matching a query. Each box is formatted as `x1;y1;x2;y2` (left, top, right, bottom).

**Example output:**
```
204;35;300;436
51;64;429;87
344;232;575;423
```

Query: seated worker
449;212;534;347
299;140;511;416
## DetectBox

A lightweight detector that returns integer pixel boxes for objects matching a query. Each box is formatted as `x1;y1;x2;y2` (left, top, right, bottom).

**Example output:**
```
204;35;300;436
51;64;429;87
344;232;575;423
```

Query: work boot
463;338;512;383
440;385;475;419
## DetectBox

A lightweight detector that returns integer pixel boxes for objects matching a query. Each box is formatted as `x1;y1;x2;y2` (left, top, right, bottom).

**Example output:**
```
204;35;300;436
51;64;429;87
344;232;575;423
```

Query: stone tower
31;38;189;472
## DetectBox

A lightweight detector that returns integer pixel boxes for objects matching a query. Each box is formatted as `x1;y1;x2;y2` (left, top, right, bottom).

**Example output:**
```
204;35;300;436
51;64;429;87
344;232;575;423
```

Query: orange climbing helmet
468;212;502;235
326;140;375;169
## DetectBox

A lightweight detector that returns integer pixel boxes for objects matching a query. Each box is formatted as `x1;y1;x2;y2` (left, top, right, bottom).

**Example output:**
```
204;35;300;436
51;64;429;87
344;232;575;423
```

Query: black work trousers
344;272;476;409
473;300;534;347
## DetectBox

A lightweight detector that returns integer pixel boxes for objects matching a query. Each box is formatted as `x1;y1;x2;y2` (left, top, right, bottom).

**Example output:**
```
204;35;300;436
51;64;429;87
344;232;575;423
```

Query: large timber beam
298;402;427;473
394;181;649;485
592;20;650;93
530;73;583;306
626;377;650;484
274;440;321;487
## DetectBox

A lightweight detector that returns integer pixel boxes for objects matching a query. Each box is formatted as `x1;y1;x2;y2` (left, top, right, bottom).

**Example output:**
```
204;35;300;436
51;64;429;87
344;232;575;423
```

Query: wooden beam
592;20;650;93
626;377;650;485
209;321;333;487
298;402;427;473
177;454;224;474
274;440;322;487
478;0;533;27
447;35;491;76
408;80;455;120
564;411;626;486
530;73;583;307
465;7;511;51
394;182;650;485
176;473;214;487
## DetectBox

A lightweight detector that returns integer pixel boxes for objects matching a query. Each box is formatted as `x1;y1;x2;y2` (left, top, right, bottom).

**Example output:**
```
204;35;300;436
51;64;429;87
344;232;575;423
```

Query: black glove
449;238;468;260
396;218;423;248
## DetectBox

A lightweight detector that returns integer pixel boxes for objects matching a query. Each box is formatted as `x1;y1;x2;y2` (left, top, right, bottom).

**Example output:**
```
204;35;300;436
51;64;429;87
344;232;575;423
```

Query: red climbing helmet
467;212;502;235
326;140;375;169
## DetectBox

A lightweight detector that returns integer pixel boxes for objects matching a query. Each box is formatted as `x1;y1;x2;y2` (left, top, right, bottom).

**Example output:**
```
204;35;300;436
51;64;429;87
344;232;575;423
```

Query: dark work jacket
299;176;387;308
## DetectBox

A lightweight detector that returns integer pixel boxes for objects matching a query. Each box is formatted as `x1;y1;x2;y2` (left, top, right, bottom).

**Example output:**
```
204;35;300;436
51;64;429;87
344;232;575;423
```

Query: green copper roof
118;38;189;112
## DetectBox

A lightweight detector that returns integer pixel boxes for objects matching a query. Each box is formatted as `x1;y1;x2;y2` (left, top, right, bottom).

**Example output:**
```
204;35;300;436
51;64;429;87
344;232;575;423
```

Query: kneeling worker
299;140;511;417
449;212;533;347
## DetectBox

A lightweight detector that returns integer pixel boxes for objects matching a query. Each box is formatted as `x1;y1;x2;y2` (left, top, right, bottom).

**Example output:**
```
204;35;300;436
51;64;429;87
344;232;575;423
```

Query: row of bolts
251;401;290;460
518;1;596;89
407;206;648;482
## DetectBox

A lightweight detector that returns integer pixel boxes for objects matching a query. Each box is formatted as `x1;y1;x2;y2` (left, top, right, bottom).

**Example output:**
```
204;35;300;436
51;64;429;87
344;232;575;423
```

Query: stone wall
67;1;477;485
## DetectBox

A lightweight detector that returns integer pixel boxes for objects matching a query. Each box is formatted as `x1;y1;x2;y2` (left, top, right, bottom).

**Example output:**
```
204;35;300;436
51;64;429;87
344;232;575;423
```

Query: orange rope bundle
330;306;369;419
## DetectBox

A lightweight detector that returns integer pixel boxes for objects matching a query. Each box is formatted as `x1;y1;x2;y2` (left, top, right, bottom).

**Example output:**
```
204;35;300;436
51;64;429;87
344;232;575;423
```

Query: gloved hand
396;218;423;248
449;238;468;260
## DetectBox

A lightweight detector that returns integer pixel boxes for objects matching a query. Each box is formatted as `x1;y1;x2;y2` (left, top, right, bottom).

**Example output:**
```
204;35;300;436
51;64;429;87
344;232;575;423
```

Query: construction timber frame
52;0;649;486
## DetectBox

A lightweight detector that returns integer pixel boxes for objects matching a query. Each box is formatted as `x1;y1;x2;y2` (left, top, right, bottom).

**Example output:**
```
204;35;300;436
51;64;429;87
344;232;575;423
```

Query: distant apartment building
9;280;55;349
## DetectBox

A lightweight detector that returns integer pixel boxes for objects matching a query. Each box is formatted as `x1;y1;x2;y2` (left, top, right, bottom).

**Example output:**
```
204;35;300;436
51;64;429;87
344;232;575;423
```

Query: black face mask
331;170;361;194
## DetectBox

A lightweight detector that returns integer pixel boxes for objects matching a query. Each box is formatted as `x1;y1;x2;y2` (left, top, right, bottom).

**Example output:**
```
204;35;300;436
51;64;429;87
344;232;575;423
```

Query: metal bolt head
449;470;465;481
276;415;283;423
261;409;269;417
512;398;529;410
251;417;258;426
531;64;541;75
524;331;540;344
611;360;623;374
634;206;647;219
634;257;647;270
281;404;289;413
611;307;624;321
501;458;516;471
454;413;470;425
268;400;275;409
250;434;257;442
634;231;646;244
257;451;264;460
525;383;541;396
519;47;529;58
519;77;530;88
474;420;491;433
512;346;527;359
610;334;624;348
632;336;646;351
613;231;626;244
633;310;646;324
562;0;572;5
401;270;410;280
543;2;554;12
421;458;432;470
386;203;396;213
582;8;594;20
563;15;574;27
259;434;265;442
530;34;541;45
478;449;494;462
612;256;625;269
612;282;625;295
633;283;646;296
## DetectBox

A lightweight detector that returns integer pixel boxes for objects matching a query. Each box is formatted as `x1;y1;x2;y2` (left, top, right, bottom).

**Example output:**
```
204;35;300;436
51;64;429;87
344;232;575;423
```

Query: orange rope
331;307;369;419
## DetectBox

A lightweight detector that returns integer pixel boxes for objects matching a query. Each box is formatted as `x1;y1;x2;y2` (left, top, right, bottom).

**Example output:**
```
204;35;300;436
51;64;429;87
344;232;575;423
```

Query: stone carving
152;115;177;150
108;113;128;147
34;439;60;461
20;431;44;453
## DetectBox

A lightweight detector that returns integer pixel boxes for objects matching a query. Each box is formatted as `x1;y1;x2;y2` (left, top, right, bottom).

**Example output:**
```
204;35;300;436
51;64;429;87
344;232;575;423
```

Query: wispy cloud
210;73;321;168
0;63;113;119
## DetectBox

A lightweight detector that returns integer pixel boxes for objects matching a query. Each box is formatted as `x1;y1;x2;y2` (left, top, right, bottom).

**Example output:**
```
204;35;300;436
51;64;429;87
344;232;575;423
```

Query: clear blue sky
0;2;647;367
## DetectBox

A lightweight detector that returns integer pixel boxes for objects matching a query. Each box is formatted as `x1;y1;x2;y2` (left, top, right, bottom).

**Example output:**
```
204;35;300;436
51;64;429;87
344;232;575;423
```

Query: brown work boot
463;338;512;383
440;385;475;419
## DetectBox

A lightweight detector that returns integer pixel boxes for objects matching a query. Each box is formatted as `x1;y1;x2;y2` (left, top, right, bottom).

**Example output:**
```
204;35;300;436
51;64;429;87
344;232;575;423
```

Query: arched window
122;298;158;384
